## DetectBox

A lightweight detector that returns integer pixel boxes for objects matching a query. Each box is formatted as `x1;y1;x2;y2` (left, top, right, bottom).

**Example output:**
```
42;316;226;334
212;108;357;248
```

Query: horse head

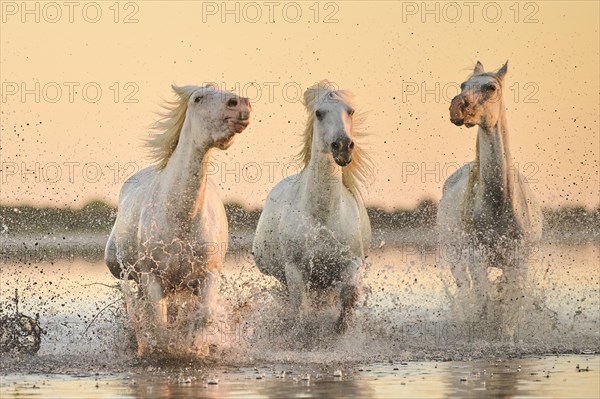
450;61;508;130
176;84;252;150
305;82;357;167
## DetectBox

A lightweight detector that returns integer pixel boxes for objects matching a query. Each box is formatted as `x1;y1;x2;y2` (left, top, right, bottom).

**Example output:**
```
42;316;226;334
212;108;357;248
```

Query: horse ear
303;87;317;108
474;61;485;74
496;61;508;81
171;84;191;98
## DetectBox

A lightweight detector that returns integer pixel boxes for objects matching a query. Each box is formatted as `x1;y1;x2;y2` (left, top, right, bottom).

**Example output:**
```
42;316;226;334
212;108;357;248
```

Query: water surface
1;236;598;398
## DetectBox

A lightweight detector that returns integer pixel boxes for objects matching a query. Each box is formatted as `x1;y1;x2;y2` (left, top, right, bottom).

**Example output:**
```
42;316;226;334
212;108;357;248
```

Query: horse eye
315;110;324;120
194;96;203;103
484;85;496;92
348;109;355;116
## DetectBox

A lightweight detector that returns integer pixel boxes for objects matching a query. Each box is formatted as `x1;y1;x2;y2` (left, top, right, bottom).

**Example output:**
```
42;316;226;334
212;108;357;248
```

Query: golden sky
1;1;598;210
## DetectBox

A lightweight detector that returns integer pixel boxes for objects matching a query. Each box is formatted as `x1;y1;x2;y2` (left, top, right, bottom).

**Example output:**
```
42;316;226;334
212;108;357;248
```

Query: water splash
0;238;598;372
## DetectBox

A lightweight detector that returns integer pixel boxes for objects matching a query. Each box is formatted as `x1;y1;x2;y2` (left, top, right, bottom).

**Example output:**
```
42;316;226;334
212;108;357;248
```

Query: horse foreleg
195;271;217;329
450;262;471;290
494;254;529;341
470;257;490;296
336;259;361;334
285;262;308;318
446;243;472;290
168;272;217;355
136;273;167;356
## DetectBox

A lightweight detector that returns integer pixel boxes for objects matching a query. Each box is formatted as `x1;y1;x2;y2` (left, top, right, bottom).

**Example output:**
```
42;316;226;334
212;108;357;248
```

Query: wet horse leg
285;262;308;318
163;271;219;354
195;271;217;329
470;261;491;319
446;242;472;290
336;258;361;333
495;247;529;340
181;272;218;354
135;272;167;356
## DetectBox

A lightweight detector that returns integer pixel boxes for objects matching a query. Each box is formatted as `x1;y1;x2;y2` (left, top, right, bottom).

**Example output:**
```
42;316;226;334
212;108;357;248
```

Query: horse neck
301;140;344;217
475;105;515;209
159;120;213;222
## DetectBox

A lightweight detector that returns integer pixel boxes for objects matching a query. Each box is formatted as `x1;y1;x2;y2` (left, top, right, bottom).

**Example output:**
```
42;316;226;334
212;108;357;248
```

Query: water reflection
2;356;598;399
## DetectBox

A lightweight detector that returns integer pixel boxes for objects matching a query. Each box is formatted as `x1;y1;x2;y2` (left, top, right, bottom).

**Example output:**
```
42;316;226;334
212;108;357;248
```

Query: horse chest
156;239;222;284
137;220;221;271
473;197;522;237
281;212;360;283
294;232;353;286
284;206;359;245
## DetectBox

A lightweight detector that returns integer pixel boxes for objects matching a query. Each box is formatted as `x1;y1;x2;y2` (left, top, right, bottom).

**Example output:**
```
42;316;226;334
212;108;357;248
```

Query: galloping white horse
252;81;373;333
105;84;251;356
437;61;542;324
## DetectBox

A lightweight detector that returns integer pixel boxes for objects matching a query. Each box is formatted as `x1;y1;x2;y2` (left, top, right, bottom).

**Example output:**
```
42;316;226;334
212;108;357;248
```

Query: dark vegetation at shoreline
1;200;598;237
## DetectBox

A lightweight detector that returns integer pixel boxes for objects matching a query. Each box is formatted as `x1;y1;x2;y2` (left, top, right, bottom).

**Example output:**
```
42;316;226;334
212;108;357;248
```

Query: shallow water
0;235;598;397
1;356;599;398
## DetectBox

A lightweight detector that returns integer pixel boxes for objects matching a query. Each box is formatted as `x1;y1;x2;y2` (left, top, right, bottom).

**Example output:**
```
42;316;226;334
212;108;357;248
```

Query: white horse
252;81;373;333
437;61;542;328
105;84;251;356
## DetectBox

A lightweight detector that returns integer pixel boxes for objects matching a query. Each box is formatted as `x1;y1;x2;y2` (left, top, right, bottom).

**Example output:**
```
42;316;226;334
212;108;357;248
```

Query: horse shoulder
357;198;372;255
259;175;300;226
105;165;158;278
437;163;473;236
269;175;300;203
203;176;228;249
343;198;371;259
441;163;473;195
339;186;371;256
118;165;157;201
253;175;300;279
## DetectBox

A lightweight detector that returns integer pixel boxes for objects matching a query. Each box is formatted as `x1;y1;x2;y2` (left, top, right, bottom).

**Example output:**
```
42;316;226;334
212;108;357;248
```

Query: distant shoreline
1;199;598;265
1;199;598;236
0;224;597;266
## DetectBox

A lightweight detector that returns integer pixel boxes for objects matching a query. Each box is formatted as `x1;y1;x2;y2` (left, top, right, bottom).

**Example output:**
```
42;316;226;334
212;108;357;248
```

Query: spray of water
0;235;597;372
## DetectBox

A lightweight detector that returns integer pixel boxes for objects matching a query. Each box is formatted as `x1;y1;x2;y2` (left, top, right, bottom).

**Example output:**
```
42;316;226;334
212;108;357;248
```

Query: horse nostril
348;141;355;150
331;142;340;151
227;98;238;108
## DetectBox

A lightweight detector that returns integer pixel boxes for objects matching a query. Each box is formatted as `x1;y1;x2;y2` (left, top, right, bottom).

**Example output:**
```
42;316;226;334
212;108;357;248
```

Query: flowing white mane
298;80;374;200
146;84;220;169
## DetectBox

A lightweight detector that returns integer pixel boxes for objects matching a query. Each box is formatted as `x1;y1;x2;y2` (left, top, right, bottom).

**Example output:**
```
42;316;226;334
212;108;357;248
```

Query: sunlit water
0;233;598;398
1;355;599;399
